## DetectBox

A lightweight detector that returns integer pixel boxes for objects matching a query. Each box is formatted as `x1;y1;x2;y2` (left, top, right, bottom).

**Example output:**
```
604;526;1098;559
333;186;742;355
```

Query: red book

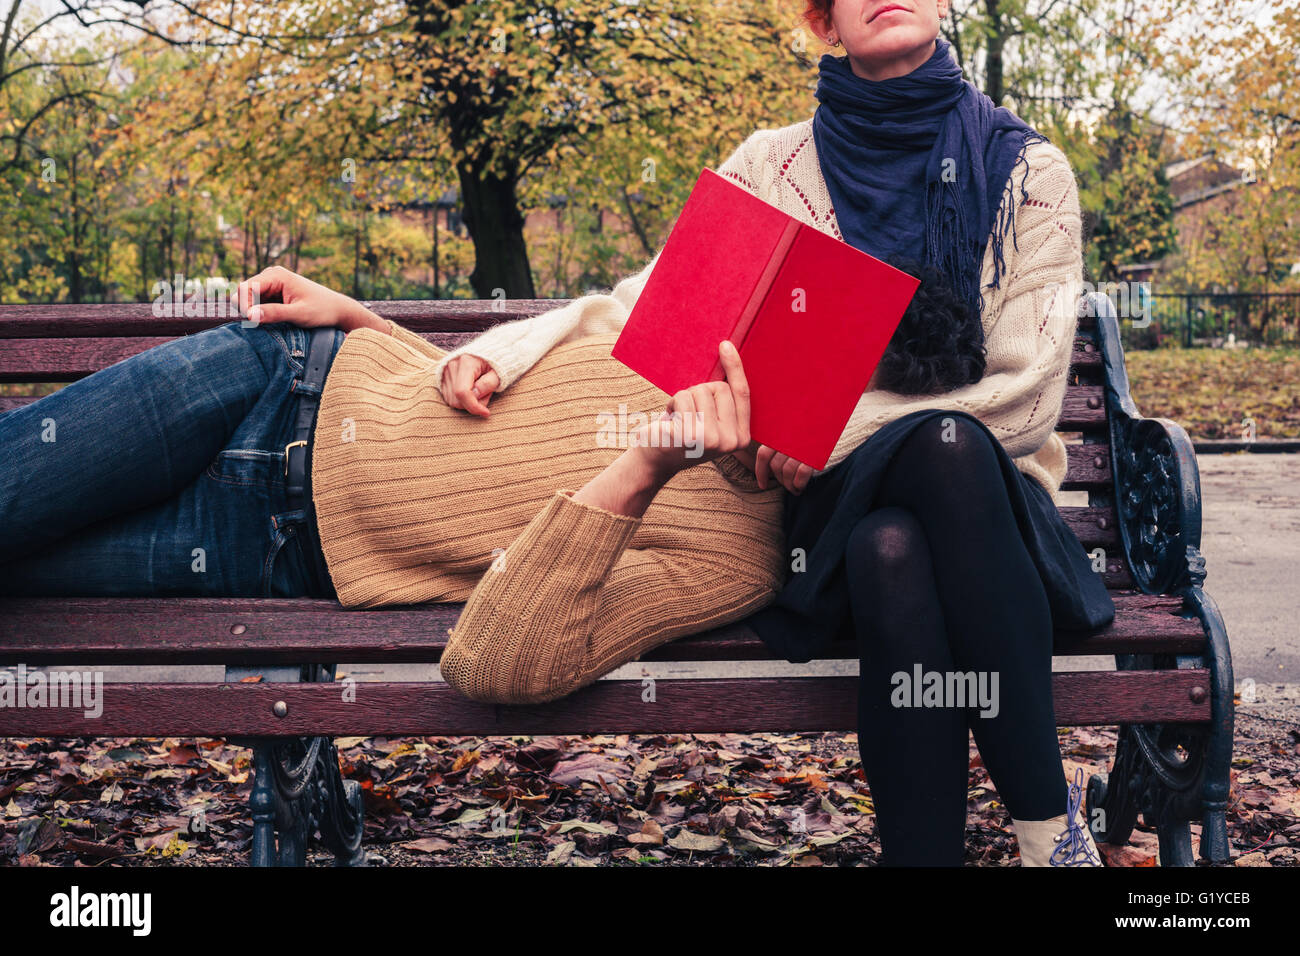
611;167;920;471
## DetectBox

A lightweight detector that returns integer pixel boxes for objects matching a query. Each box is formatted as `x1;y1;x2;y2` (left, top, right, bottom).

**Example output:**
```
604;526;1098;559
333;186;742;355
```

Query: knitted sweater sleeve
818;141;1084;471
427;132;768;393
439;489;777;705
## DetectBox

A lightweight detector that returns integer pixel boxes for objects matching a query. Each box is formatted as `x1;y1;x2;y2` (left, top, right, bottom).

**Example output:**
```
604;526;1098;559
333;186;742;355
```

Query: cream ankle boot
1011;768;1103;867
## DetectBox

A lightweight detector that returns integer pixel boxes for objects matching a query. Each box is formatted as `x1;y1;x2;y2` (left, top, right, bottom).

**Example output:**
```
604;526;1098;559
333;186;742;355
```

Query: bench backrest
0;297;1125;579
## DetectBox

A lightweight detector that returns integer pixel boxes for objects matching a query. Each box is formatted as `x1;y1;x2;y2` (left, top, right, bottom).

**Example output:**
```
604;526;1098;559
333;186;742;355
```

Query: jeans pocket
206;448;283;488
257;322;309;377
260;509;318;598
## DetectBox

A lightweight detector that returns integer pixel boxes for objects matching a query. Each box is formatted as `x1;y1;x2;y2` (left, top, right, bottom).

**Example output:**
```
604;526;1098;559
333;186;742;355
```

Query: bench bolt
273;701;288;717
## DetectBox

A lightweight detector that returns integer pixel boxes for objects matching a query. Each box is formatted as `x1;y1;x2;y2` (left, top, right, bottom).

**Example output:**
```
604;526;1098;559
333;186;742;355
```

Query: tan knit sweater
431;119;1085;497
311;323;786;704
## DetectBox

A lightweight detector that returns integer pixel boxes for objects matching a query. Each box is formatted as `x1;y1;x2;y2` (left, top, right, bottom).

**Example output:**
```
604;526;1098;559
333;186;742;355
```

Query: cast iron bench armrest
1090;291;1204;595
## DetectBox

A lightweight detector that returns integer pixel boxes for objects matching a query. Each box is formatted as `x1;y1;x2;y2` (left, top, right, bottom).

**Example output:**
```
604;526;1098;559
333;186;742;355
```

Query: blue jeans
0;320;345;599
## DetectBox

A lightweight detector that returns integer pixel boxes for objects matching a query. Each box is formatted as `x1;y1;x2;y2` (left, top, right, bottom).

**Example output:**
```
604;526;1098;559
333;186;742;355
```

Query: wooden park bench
0;291;1234;867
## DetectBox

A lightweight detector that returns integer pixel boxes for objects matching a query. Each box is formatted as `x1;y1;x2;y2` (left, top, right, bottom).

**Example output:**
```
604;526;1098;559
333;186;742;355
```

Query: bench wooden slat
0;301;1109;342
1057;386;1106;431
0;334;1107;382
0;301;566;337
1059;505;1117;547
0;395;41;412
0;332;477;381
1062;443;1112;489
0;670;1212;737
0;592;1199;664
1071;341;1101;369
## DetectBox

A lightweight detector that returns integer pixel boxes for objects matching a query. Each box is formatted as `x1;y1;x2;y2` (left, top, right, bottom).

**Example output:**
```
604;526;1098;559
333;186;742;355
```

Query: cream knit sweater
431;118;1084;498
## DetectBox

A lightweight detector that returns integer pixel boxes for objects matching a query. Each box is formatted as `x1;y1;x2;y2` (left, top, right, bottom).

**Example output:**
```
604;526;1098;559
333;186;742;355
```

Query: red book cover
611;167;920;470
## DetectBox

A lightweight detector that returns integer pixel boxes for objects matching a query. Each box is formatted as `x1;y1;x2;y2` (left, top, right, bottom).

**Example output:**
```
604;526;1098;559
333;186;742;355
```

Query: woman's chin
852;24;935;62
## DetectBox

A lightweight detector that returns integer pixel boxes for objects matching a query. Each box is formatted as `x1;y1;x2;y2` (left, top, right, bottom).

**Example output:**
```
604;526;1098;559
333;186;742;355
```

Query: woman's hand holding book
753;445;820;496
631;340;753;480
573;340;755;518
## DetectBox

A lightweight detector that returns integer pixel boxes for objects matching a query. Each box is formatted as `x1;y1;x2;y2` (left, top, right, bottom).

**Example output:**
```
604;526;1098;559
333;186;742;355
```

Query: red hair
801;0;833;32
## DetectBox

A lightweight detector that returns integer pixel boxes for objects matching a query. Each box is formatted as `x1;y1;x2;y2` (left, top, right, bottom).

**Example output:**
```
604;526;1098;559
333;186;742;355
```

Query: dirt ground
1;701;1296;867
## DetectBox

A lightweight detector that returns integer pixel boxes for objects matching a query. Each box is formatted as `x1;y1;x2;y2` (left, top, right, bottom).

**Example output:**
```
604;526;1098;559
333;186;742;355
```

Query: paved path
1194;452;1299;689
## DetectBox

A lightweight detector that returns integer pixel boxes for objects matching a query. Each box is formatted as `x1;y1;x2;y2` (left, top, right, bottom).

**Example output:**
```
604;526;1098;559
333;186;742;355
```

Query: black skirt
747;409;1117;664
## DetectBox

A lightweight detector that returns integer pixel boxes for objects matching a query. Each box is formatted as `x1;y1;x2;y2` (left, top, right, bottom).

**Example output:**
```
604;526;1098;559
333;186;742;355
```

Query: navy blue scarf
811;38;1045;319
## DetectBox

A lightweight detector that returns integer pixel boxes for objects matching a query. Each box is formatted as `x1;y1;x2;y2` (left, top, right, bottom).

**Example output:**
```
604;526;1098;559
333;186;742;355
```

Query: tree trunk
431;206;440;297
352;214;362;299
985;0;1005;106
138;235;148;302
458;160;535;299
619;185;655;258
67;152;83;303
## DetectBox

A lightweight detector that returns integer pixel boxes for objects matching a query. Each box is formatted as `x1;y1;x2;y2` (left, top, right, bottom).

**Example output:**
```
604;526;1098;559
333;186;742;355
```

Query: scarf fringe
986;130;1050;308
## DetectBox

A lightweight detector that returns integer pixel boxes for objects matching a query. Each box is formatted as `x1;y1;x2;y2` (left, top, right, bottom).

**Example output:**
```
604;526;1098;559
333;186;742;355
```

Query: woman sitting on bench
0;0;1112;868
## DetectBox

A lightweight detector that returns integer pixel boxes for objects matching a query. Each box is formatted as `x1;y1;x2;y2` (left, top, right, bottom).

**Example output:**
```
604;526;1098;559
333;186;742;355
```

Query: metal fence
1121;293;1300;349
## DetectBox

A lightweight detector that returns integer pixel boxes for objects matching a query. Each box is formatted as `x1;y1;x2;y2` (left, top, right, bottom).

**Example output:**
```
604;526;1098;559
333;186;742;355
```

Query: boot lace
1049;768;1102;866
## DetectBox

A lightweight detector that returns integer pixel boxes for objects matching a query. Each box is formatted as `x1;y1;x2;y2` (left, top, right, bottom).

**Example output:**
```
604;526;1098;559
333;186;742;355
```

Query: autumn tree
1159;0;1300;310
1074;115;1178;280
397;0;813;298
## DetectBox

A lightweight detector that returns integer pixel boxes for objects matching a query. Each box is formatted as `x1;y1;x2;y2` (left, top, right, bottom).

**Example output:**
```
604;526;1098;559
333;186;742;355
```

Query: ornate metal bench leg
304;664;368;866
1186;586;1234;863
1201;807;1230;862
1090;582;1234;869
1087;725;1140;849
1158;822;1194;867
227;664;368;866
229;665;325;867
276;809;310;866
271;736;320;867
315;738;367;866
238;735;319;867
249;744;278;868
1088;660;1212;869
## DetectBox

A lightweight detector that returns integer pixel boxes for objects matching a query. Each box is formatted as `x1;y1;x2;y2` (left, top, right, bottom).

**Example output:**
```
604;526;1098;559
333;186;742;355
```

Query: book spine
706;218;802;381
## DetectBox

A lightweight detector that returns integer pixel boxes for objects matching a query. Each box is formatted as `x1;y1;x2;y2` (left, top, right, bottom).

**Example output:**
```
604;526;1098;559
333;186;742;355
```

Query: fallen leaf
667;830;725;852
402;836;454;854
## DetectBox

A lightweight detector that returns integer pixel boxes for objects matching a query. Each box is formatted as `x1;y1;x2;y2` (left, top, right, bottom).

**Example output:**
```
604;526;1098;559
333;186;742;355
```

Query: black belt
284;326;335;599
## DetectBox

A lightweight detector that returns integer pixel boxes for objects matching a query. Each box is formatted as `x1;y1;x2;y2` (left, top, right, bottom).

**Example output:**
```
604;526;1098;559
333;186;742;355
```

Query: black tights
846;416;1066;866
